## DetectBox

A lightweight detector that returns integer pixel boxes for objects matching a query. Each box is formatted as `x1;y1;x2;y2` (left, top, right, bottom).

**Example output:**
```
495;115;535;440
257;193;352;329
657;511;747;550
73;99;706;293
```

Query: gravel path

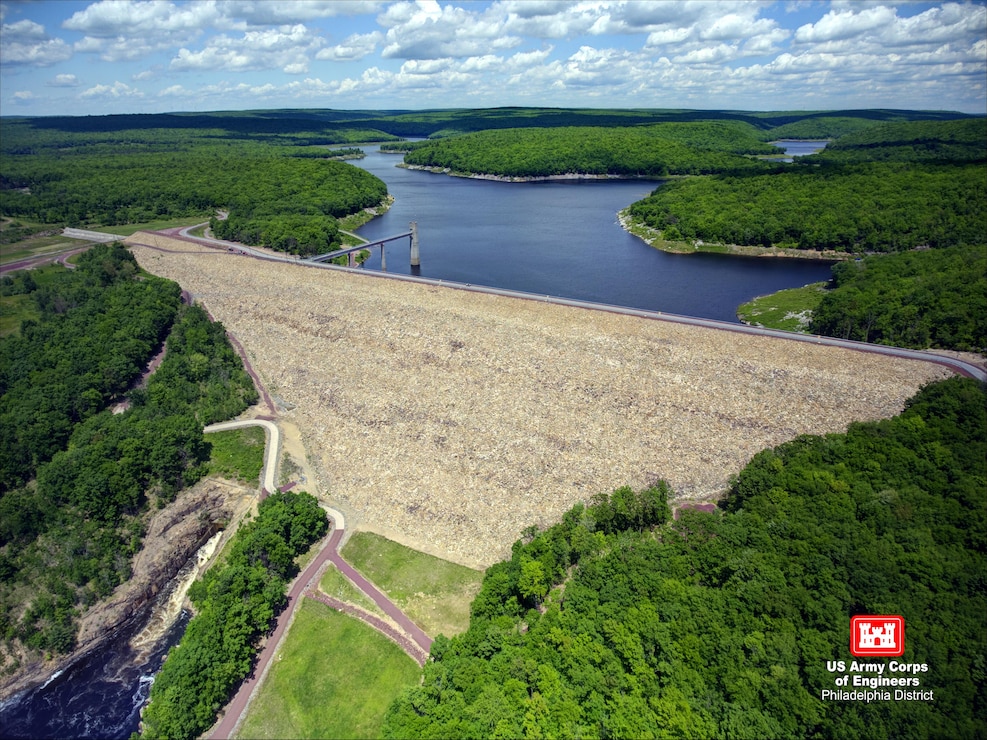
204;419;281;494
128;232;949;569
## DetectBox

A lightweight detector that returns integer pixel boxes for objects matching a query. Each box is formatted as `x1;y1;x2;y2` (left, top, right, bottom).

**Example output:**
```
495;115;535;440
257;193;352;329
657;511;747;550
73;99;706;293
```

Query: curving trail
206;502;432;740
204;419;280;495
202;428;431;738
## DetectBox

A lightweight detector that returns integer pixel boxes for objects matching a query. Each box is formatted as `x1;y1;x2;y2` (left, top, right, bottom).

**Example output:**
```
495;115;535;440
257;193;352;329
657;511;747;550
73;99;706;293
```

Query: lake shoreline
397;163;847;262
399;163;665;183
616;209;851;262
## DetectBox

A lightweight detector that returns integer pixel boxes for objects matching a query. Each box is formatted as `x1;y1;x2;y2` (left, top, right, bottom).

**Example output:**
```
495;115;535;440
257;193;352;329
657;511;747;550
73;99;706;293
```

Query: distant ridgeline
0;244;257;658
2;107;981;257
2;108;984;348
383;377;987;740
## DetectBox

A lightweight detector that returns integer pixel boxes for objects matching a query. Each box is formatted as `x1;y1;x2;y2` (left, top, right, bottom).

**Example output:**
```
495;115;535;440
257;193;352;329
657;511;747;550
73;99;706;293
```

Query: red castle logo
851;615;905;657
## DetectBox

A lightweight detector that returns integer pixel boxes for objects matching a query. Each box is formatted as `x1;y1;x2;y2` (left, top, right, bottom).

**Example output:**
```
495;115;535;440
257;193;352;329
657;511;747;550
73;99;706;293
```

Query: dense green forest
625;119;986;253
0;247;257;658
140;491;328;740
809;244;987;351
13;107;970;140
627;161;985;252
0;244;181;490
401;122;784;178
807;119;987;165
764;117;891;141
383;377;986;739
0;121;388;257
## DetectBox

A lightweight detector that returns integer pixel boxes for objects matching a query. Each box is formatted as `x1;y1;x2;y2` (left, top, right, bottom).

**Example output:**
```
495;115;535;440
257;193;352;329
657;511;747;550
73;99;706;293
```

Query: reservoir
352;145;834;323
0;142;832;739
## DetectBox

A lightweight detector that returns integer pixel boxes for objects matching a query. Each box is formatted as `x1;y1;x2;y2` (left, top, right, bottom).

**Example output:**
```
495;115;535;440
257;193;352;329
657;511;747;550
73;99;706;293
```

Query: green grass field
1;263;68;336
737;281;828;331
318;565;383;616
0;234;83;265
341;531;483;637
205;426;266;485
234;599;421;740
93;216;208;236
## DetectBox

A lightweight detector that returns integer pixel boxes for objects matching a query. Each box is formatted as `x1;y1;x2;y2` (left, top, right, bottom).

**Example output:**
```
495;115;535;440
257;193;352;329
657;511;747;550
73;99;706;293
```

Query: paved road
204;419;280;495
207;524;346;740
142;226;986;383
200;415;432;739
0;246;88;275
207;500;431;739
325;538;433;655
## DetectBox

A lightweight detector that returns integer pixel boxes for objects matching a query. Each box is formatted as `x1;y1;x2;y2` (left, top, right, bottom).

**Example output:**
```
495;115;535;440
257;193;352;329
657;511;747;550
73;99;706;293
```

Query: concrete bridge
306;221;419;269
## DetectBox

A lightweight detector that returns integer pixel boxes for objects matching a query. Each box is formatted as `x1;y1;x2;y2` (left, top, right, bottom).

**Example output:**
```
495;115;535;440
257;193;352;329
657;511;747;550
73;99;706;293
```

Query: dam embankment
127;232;949;568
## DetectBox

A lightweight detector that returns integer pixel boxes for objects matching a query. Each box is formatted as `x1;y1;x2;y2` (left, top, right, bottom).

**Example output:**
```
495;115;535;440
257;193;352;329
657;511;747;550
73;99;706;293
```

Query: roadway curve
133;226;986;383
204;419;280;495
201;421;433;739
207;501;433;739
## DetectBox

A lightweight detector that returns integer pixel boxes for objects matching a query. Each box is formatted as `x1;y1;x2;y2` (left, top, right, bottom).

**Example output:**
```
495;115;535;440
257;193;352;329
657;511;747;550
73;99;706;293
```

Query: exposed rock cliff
0;480;249;702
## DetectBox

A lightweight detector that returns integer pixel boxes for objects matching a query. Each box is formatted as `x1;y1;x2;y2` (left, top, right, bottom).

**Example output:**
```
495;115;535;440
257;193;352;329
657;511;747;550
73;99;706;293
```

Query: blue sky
1;1;985;116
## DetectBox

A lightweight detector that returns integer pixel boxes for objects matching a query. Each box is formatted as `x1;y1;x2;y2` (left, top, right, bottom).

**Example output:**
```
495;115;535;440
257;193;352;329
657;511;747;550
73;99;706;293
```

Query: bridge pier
410;221;420;267
380;244;387;271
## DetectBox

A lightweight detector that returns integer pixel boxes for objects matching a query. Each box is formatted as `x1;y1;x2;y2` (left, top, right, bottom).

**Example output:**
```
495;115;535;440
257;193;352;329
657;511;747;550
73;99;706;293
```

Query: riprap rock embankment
129;233;948;568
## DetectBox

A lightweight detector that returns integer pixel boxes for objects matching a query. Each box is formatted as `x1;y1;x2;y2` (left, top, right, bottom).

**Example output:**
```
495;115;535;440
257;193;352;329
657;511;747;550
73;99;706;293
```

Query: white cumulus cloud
0;19;73;66
381;1;520;60
316;31;382;61
47;73;80;87
215;0;382;28
80;80;144;98
171;24;322;72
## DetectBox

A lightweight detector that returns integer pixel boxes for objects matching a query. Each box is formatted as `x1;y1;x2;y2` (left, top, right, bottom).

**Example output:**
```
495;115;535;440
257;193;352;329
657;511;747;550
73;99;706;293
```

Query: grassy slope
234;599;421;740
737;281;827;331
235;532;482;736
341;531;483;637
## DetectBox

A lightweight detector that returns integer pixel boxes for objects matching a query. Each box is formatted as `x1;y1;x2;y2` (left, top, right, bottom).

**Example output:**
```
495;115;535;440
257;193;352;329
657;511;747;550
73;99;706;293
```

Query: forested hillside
625;118;986;254
401;122;784;178
0;121;388;257
0;244;180;490
809;244;986;351
0;246;257;657
628;162;984;252
383;377;986;739
13;107;972;140
807;118;987;165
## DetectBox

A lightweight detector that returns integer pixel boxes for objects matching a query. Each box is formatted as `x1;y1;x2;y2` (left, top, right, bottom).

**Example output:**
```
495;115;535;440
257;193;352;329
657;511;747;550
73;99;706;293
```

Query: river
0;141;829;739
350;142;833;323
0;532;222;739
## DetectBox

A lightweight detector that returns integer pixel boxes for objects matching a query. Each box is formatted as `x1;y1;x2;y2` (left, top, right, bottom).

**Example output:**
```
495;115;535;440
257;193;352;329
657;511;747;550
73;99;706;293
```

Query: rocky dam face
129;234;948;568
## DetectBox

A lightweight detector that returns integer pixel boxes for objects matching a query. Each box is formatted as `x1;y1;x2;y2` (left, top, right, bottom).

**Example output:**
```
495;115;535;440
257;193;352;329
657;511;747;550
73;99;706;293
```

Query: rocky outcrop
0;480;245;702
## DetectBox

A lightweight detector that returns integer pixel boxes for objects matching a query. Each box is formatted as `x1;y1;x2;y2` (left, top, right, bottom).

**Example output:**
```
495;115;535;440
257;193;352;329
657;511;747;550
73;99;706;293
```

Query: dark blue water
352;145;834;322
0;141;832;740
0;611;189;740
770;139;830;162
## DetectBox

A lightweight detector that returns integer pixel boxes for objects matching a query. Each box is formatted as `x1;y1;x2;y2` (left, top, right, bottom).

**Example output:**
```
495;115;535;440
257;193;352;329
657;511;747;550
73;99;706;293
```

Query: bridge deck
308;232;412;263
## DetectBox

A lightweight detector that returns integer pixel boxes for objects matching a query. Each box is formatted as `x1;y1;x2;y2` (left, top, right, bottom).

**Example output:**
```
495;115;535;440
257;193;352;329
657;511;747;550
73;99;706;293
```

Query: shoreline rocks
0;480;246;702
